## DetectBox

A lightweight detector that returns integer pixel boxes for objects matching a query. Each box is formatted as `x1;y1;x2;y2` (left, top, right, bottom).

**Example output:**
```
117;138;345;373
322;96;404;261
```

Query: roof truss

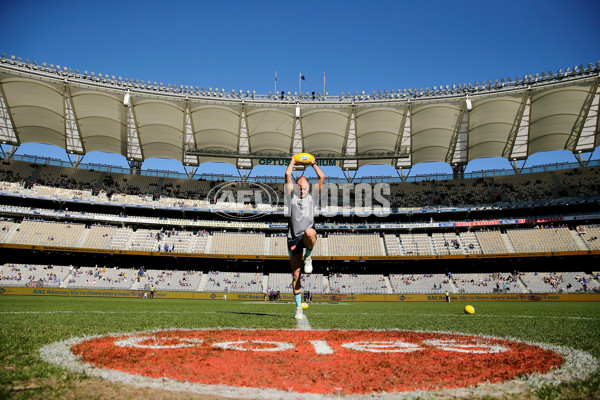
0;59;598;171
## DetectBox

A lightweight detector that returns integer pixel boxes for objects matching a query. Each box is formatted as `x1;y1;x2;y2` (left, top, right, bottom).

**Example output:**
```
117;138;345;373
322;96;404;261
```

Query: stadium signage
315;183;391;217
206;181;280;220
280;183;392;218
32;288;69;295
5;287;600;301
258;157;337;166
43;329;583;398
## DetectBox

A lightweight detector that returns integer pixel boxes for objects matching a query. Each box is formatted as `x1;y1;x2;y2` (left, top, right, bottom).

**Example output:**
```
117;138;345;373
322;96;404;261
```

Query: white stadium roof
0;55;598;171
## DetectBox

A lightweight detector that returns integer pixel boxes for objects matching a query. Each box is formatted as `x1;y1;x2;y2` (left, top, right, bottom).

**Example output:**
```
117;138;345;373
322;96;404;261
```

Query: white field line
0;311;75;314
308;312;600;321
297;313;311;330
242;302;349;306
2;310;598;321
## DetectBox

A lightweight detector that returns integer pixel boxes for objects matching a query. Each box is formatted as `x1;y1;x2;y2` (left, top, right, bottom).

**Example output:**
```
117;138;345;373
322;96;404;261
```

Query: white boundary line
241;302;349;306
297;314;311;330
3;310;596;320
308;312;600;321
39;328;598;400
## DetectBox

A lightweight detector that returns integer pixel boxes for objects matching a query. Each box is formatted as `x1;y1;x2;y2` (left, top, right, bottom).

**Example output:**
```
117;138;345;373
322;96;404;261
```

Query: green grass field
1;295;599;399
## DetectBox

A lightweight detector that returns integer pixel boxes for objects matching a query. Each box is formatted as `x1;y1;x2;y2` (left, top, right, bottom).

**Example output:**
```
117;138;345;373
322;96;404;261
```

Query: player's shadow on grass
217;311;287;319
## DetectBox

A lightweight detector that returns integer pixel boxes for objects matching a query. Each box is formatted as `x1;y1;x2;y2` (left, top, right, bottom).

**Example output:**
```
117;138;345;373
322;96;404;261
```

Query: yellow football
301;302;309;309
464;305;475;314
293;153;314;164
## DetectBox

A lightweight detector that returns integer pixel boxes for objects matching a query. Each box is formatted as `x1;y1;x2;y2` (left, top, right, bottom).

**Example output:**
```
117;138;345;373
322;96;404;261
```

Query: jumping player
285;156;325;320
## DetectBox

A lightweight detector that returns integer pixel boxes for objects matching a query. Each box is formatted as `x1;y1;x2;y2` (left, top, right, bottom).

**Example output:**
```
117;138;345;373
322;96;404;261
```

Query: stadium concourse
0;55;599;300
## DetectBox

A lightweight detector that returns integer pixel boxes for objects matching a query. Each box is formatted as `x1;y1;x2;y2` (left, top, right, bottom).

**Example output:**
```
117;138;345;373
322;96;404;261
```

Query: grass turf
0;295;599;399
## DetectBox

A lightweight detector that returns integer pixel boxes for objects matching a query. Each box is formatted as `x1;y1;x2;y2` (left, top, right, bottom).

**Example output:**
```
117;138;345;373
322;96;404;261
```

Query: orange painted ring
60;329;572;396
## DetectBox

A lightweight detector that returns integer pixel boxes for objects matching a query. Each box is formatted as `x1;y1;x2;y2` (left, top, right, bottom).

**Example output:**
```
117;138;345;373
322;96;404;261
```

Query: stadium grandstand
1;54;599;297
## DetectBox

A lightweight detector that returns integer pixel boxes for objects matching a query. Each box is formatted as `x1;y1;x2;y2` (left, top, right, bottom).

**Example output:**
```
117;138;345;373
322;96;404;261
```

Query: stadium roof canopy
0;55;599;173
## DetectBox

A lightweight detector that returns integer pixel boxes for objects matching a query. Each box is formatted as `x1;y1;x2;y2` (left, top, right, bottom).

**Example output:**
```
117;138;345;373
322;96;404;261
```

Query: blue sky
1;0;599;178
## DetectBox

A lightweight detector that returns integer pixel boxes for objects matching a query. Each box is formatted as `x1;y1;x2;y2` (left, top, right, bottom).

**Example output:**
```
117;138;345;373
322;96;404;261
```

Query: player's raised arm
311;158;325;194
284;157;296;194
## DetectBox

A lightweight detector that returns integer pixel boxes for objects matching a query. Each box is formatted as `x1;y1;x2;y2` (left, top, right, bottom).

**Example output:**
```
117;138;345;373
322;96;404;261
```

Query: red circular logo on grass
69;329;564;395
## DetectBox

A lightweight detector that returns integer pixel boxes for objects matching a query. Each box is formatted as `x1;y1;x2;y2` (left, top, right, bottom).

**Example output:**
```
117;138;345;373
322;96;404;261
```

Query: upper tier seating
128;229;194;253
432;177;493;206
2;217;598;255
383;234;402;256
210;232;266;255
327;233;384;257
389;180;432;208
576;225;600;251
82;224;118;249
11;220;86;247
0;221;16;243
475;230;509;254
398;233;433;255
0;160;37;181
2;159;598;210
35;166;101;190
555;166;600;198
506;226;580;253
494;171;557;202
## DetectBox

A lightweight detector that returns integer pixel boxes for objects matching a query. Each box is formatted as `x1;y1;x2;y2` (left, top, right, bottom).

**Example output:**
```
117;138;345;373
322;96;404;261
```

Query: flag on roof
300;73;305;80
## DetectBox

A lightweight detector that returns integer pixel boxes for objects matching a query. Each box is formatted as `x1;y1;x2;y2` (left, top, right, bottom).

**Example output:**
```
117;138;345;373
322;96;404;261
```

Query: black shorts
287;233;305;257
288;223;315;257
